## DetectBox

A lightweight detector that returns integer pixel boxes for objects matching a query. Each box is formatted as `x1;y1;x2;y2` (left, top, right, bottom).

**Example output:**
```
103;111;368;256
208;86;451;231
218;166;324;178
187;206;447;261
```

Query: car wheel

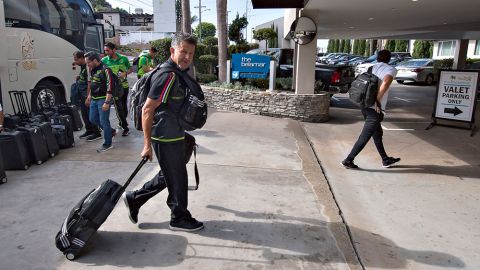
425;74;434;85
396;80;404;84
31;81;65;112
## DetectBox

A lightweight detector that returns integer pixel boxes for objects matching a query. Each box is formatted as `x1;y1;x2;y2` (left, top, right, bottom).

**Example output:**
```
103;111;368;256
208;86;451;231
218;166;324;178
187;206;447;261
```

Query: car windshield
397;60;429;67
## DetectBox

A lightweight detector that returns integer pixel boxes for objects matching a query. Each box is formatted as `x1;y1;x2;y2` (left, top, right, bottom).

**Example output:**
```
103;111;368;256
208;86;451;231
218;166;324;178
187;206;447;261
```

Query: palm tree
216;0;227;82
181;0;191;33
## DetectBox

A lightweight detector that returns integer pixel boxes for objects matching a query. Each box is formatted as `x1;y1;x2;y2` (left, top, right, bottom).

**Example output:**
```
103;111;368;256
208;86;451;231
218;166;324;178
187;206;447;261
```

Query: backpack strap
367;65;374;74
188;146;200;191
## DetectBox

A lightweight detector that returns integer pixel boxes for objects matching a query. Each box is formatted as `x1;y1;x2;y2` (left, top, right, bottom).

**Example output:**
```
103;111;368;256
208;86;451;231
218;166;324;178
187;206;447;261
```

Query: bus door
84;24;104;54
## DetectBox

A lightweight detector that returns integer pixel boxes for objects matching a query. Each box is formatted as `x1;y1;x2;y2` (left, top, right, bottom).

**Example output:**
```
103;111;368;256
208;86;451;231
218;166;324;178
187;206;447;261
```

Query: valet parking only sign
434;70;479;122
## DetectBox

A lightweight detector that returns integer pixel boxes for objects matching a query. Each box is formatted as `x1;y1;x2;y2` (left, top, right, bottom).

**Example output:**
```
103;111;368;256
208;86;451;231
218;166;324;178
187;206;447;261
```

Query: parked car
328;55;363;65
355;57;408;76
337;56;367;66
395;58;437;85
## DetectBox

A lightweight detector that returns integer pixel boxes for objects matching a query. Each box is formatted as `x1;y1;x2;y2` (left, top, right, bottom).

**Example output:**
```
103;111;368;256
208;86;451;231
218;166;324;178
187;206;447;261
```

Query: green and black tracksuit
127;59;195;222
78;64;99;135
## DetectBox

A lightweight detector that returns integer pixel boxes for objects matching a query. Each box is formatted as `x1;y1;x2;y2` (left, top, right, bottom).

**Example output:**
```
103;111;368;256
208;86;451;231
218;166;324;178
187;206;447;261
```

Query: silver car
395;59;436;85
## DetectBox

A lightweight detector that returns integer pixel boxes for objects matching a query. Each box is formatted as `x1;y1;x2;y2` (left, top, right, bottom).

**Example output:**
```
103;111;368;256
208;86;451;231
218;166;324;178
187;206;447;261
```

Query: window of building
437;41;455;57
475;40;480;55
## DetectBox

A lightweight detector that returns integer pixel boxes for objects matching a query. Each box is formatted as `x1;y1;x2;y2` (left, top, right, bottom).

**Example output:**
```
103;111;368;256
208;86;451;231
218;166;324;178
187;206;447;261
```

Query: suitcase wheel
23;165;29;170
66;253;76;261
72;142;75;147
50;153;56;158
1;178;7;184
37;160;43;165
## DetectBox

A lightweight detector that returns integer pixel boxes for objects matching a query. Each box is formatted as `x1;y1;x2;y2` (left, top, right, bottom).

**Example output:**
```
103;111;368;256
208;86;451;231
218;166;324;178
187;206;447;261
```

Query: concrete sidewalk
303;92;480;270
0;109;359;270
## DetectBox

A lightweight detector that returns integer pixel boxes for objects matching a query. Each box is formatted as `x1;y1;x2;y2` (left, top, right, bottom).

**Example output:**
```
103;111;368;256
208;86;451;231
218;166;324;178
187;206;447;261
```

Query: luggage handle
121;157;149;191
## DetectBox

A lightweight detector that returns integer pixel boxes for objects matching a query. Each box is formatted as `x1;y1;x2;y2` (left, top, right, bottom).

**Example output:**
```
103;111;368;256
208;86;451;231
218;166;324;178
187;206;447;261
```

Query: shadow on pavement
361;164;480;179
111;206;464;269
72;231;188;267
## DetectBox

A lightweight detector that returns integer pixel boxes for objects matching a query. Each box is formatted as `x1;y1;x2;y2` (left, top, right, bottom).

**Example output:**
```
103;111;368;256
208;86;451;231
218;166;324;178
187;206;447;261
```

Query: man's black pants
113;87;129;131
130;140;191;221
79;85;100;135
346;108;389;161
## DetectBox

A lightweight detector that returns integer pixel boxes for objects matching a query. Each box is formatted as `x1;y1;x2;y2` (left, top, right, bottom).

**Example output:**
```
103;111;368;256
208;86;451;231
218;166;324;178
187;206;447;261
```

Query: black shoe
79;131;92;139
122;192;139;224
96;144;114;153
382;157;401;168
86;133;102;142
169;217;204;232
122;129;130;137
341;159;359;169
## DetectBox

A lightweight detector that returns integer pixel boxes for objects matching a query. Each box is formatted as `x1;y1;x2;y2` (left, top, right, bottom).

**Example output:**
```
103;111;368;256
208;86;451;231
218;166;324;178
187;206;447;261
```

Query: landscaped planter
202;86;330;122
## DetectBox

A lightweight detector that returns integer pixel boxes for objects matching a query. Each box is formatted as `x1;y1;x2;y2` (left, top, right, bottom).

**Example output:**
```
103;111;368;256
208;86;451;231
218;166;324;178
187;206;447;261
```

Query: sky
106;0;327;49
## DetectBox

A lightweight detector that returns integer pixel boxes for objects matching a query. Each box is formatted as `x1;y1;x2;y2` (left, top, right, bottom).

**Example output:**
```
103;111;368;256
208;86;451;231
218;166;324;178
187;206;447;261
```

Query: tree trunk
216;0;227;82
181;0;191;33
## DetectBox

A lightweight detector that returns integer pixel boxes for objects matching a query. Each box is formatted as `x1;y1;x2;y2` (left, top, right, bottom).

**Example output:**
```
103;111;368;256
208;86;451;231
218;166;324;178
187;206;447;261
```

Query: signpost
426;70;479;136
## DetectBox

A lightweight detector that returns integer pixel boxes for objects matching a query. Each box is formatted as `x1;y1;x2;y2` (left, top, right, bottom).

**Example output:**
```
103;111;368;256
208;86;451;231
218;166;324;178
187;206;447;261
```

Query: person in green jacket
137;47;158;79
102;42;132;136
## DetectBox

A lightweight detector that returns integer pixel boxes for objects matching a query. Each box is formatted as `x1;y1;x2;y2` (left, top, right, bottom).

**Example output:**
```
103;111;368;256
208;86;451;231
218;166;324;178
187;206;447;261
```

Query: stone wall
202;86;330;122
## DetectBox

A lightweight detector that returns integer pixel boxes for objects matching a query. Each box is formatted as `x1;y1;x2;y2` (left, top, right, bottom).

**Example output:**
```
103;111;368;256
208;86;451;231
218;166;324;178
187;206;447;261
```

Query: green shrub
433;58;454;75
197;73;217;84
198;54;217;74
150;38;171;64
276;77;293;90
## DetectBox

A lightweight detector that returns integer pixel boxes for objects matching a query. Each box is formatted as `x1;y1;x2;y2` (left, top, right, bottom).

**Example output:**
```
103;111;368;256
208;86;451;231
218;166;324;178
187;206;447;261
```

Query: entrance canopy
252;0;480;39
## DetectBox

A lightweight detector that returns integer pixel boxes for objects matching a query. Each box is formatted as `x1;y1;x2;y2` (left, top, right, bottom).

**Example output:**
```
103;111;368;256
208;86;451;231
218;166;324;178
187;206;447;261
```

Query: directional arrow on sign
444;106;463;116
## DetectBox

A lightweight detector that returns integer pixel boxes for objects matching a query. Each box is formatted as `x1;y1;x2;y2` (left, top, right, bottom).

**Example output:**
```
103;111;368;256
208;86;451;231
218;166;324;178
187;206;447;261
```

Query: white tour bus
0;0;105;114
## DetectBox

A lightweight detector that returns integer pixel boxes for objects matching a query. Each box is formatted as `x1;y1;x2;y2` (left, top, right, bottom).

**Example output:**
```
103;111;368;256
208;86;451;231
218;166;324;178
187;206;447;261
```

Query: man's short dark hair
73;50;84;58
171;33;197;48
377;50;391;63
150;47;158;53
85;51;101;62
105;42;116;50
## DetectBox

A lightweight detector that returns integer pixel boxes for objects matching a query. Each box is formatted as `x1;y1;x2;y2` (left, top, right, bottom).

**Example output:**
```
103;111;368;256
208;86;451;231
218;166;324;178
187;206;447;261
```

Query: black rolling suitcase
0;130;31;170
55;158;147;260
0;150;7;184
31;122;60;157
57;104;83;131
51;114;75;148
16;125;50;165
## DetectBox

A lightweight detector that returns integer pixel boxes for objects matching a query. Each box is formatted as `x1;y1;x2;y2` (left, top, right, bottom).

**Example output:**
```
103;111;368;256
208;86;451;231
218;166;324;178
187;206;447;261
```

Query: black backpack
348;66;379;108
100;65;123;98
129;66;161;131
129;64;207;131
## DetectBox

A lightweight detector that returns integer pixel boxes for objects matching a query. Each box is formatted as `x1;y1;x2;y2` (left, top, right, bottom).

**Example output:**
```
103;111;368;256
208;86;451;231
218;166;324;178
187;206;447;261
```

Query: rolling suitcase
57;104;83;131
0;130;31;170
16;125;50;165
31;122;60;158
0;150;7;184
51;114;75;148
55;158;147;260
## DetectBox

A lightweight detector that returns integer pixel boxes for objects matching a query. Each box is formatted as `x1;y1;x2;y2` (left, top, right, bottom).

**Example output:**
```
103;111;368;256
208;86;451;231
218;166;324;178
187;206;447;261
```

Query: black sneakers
79;131;91;139
170;217;204;232
341;159;359;169
382;157;401;168
122;191;139;224
122;129;130;137
86;133;102;142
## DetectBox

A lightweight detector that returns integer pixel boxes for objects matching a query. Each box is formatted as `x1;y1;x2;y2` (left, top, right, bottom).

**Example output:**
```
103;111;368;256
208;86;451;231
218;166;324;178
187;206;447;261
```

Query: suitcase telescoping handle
121;157;149;191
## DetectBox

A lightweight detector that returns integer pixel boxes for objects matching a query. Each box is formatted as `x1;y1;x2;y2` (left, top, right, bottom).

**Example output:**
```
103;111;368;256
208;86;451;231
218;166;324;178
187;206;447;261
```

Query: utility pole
194;0;206;41
245;0;248;42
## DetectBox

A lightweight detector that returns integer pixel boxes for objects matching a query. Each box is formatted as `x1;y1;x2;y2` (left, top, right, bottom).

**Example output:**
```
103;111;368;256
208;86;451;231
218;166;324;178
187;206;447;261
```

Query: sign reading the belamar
231;54;270;79
434;71;478;122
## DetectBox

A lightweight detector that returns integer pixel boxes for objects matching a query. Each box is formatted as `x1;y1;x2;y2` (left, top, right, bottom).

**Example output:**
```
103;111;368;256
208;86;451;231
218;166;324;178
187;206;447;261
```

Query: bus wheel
31;81;64;112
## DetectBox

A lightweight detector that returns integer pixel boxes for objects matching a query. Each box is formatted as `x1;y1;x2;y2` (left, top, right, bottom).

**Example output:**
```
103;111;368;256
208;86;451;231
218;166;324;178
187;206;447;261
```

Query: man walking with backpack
342;50;401;169
123;33;204;232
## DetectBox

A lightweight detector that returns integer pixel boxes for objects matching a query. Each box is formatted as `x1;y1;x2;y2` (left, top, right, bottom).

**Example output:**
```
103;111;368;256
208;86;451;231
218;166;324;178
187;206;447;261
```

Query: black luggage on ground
3;115;21;129
31;122;59;158
51;114;75;148
0;130;31;170
16;125;50;165
0;150;7;184
57;104;83;131
55;158;147;260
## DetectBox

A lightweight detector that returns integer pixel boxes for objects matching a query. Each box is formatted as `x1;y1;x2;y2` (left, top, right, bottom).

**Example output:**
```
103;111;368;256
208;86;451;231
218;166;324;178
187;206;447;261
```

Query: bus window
85;25;104;53
4;0;32;27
